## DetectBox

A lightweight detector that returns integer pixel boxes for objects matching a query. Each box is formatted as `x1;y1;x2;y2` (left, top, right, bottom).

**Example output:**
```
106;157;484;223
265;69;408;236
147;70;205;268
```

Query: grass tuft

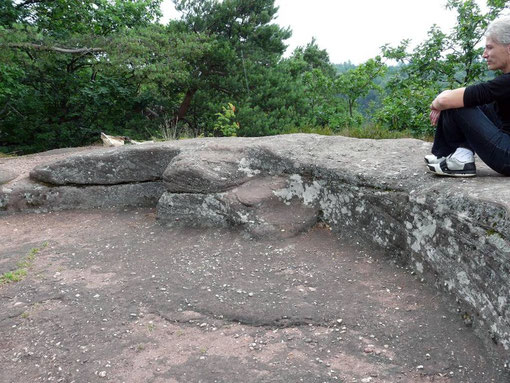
336;124;415;139
282;123;432;140
283;125;335;136
0;153;16;158
0;242;48;285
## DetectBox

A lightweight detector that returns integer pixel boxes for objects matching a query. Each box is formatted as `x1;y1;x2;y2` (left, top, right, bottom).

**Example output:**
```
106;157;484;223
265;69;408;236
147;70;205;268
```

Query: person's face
483;37;510;73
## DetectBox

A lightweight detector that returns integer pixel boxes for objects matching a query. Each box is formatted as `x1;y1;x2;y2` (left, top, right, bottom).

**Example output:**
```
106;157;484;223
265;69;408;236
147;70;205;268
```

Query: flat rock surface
29;144;181;185
1;135;506;205
0;146;103;187
0;208;507;383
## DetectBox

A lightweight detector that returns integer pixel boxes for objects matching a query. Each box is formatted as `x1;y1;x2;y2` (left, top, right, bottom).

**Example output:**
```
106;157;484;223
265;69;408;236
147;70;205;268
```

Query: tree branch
144;107;160;118
15;0;48;9
2;103;26;119
6;43;104;54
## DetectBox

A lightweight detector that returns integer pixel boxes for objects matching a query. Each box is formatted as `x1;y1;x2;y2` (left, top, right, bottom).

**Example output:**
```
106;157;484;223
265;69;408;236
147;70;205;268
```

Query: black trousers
431;104;510;175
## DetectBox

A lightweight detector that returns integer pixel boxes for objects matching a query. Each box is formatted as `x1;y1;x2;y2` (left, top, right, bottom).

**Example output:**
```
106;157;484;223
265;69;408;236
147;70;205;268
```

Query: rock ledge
1;134;509;356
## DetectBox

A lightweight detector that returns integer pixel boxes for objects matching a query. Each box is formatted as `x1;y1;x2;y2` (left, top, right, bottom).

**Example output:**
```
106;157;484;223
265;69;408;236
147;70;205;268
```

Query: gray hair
486;15;510;45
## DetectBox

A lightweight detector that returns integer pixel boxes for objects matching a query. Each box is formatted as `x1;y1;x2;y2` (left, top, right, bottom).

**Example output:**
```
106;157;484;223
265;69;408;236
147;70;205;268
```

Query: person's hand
430;108;440;126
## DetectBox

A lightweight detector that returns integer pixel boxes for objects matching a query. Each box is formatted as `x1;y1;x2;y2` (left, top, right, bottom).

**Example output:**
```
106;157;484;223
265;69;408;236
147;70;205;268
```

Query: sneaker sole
427;163;476;177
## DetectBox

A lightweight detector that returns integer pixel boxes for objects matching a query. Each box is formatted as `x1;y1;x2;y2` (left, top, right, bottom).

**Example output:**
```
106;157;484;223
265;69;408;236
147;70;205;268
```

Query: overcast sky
160;0;490;64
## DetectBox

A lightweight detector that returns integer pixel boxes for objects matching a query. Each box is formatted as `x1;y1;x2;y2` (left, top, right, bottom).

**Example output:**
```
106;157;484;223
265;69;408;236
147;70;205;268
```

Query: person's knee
450;107;489;132
449;106;478;117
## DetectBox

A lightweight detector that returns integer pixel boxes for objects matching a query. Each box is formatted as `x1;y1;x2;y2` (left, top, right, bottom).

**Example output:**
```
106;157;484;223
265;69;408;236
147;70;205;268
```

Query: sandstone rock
157;192;236;227
0;169;17;185
1;178;165;213
158;176;319;238
2;134;510;355
30;144;180;185
162;144;261;193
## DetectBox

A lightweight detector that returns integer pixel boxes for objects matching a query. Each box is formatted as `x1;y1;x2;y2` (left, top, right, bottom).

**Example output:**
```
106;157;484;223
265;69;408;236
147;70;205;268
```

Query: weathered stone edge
0;180;166;213
270;173;510;355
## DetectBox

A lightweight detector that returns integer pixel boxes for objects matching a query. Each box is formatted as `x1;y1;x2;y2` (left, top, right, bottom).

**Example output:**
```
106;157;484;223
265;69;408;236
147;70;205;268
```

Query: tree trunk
173;88;197;125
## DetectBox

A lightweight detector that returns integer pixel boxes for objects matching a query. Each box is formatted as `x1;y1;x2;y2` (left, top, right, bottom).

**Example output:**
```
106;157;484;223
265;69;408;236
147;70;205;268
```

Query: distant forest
0;0;508;154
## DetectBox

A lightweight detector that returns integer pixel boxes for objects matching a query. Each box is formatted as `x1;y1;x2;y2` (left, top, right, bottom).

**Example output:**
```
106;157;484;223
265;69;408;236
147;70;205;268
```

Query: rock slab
1;134;510;358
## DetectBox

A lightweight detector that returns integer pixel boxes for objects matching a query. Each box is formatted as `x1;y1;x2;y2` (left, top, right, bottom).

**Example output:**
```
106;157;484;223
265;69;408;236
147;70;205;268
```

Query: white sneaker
424;154;446;165
427;154;476;177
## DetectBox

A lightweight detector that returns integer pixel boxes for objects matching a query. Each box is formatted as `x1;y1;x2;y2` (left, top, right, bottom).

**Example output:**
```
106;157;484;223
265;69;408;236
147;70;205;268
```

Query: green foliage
337;123;415;140
214;103;239;136
334;57;386;118
2;0;162;35
1;0;509;154
375;83;439;136
0;269;27;284
282;125;335;136
278;40;350;130
167;0;294;138
378;0;508;136
0;0;167;153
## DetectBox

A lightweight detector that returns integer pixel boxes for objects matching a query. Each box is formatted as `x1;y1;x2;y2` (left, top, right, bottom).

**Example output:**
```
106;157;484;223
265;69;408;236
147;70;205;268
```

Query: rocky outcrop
0;169;17;185
162;143;260;193
1;177;165;212
1;134;510;357
1;145;177;212
30;144;180;185
158;176;319;237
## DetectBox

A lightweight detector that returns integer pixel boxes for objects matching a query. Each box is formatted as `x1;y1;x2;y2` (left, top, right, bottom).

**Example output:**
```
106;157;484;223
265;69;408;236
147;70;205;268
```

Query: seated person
426;15;510;177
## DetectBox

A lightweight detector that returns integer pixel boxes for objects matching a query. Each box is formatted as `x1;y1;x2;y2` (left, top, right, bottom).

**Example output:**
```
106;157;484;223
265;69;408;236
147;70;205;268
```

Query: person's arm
430;88;466;111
